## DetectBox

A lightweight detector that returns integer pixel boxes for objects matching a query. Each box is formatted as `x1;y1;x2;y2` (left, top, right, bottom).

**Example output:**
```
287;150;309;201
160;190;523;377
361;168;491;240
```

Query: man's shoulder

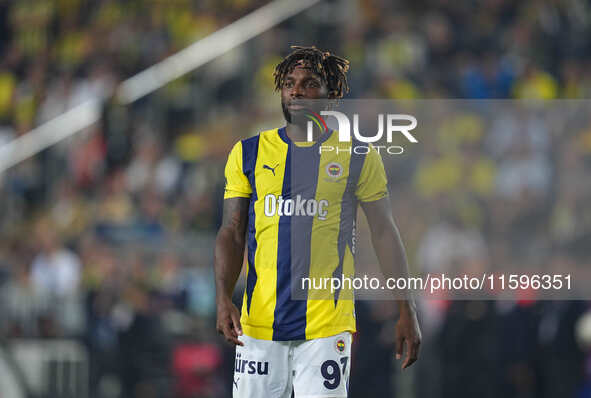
235;128;281;147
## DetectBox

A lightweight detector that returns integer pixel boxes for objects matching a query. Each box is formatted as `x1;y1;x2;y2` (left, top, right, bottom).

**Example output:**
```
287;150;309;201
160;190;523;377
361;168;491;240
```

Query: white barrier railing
5;339;89;398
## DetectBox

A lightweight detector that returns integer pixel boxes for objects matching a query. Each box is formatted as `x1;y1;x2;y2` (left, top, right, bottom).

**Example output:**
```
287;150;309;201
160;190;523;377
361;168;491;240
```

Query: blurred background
0;0;591;397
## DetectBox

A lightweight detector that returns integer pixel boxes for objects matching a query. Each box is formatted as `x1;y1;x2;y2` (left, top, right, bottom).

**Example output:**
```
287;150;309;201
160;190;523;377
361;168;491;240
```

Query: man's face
281;64;329;123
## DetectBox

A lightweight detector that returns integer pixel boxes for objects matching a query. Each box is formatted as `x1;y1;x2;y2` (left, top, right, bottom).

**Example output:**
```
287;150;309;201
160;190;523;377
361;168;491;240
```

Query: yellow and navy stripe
241;135;260;315
332;140;366;305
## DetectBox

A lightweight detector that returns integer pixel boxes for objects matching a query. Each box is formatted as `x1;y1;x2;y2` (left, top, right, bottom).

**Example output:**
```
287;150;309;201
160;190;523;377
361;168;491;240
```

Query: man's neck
285;123;308;142
285;123;327;143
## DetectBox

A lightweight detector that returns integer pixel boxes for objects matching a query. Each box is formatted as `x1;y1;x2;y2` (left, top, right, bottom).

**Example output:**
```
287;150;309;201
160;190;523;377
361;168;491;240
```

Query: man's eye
284;81;294;88
308;81;320;88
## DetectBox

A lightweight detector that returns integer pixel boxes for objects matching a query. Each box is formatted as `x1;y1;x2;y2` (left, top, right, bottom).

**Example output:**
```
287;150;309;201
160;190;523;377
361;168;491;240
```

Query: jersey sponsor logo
326;162;343;178
235;353;269;375
264;194;329;220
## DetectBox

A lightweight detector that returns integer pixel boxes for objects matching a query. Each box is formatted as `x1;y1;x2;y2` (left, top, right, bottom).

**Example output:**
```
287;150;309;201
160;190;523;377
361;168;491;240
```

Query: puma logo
263;163;279;176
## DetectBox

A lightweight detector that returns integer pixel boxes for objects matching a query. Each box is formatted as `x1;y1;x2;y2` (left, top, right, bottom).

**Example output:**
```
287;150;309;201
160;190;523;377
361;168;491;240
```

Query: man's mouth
286;100;307;111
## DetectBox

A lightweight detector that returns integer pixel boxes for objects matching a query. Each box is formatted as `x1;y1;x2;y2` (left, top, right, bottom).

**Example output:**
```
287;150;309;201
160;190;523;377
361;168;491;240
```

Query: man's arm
360;196;421;369
214;197;249;346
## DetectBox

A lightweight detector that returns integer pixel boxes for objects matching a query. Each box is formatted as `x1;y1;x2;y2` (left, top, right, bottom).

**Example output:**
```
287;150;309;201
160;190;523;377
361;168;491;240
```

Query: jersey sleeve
355;144;389;202
224;141;252;199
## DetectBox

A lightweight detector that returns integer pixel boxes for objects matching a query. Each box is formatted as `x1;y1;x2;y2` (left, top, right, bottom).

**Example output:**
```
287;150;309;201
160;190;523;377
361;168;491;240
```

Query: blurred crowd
1;0;591;397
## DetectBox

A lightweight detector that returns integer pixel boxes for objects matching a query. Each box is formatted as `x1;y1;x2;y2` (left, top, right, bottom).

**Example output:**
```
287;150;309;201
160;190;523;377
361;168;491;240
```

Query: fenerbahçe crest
335;339;346;354
326;162;343;178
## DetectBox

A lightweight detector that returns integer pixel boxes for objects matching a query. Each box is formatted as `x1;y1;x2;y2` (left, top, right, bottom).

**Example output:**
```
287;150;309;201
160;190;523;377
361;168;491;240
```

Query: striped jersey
224;127;388;341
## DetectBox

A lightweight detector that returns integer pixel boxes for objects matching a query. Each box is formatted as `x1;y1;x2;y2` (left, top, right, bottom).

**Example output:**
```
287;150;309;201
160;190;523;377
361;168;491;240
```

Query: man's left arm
360;196;422;369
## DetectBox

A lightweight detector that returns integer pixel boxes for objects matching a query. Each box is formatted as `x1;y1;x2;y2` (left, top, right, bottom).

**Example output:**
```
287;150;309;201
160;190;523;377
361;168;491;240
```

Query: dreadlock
273;46;350;98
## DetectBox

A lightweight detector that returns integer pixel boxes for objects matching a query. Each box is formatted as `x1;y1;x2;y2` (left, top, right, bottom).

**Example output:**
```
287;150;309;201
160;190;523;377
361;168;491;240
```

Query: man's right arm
214;197;249;346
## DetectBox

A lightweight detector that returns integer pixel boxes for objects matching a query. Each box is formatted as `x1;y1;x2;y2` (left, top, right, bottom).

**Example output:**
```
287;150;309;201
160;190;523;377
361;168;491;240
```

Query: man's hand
216;297;244;346
395;307;421;369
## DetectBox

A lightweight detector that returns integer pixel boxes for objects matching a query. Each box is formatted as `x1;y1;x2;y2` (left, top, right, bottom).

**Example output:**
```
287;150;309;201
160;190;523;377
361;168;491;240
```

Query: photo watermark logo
305;110;419;155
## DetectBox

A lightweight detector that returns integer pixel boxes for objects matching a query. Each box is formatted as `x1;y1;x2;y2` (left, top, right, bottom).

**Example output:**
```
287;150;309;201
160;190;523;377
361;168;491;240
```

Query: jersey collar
278;126;334;147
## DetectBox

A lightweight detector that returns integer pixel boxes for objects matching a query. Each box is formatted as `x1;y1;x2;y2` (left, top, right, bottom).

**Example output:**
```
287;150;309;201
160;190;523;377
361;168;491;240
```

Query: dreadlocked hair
273;46;350;98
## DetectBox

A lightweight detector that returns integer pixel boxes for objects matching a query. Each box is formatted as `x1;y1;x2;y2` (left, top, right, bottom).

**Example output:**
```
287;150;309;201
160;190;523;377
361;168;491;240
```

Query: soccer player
215;46;421;397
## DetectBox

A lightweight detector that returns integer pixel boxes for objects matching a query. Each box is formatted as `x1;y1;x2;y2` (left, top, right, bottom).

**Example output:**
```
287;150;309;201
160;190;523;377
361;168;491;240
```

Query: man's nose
291;84;304;98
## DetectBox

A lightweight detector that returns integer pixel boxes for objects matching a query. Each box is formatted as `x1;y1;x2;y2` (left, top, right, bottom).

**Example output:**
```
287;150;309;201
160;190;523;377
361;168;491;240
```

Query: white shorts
233;331;352;398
